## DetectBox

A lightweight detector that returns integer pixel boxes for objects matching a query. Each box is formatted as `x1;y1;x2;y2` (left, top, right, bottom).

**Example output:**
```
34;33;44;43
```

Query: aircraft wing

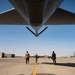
45;8;75;25
0;8;75;25
0;9;28;25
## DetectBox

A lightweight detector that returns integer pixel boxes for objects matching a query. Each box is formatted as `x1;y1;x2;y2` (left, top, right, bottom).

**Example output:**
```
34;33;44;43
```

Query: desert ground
0;57;75;75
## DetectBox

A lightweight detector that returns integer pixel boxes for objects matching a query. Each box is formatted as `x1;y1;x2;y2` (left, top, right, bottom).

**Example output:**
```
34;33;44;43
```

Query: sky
0;0;75;57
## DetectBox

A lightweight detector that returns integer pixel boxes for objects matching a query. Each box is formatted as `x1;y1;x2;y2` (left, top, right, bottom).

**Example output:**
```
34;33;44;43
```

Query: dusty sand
0;57;75;75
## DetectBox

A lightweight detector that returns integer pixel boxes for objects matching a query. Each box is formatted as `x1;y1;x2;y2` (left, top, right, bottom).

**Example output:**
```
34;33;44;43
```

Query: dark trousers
35;58;38;63
26;58;29;64
53;59;56;65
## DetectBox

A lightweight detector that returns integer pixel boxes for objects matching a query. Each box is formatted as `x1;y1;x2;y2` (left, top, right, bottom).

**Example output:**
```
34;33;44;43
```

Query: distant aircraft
0;0;75;37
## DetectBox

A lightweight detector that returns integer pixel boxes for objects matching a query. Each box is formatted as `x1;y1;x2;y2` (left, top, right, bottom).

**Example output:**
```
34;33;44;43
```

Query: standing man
52;51;56;65
35;53;38;63
25;51;30;64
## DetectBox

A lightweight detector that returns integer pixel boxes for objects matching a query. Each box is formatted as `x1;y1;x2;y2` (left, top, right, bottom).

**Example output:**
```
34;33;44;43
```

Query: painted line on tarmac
32;64;36;75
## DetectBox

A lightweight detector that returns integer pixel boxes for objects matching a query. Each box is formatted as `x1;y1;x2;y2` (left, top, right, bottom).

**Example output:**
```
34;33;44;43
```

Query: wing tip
0;8;15;14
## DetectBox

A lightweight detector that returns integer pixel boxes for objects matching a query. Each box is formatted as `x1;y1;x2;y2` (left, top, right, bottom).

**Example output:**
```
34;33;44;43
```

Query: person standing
52;51;56;65
35;53;38;63
25;51;30;64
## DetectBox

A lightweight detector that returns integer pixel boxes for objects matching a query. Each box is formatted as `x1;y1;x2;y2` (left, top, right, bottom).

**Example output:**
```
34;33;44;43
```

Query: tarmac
0;57;75;75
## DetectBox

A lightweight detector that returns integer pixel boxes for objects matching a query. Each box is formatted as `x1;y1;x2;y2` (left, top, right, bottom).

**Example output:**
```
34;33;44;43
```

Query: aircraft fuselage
9;0;63;36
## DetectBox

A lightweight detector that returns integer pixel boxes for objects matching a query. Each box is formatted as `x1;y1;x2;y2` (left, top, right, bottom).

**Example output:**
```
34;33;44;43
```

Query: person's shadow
42;62;75;67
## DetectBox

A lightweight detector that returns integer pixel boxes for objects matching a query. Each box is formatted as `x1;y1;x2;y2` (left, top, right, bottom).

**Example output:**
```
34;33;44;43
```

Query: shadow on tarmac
31;73;56;75
42;62;75;67
19;74;25;75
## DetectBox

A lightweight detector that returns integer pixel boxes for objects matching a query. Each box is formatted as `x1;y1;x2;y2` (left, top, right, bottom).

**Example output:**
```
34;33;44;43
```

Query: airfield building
0;52;5;58
0;52;15;58
5;54;15;58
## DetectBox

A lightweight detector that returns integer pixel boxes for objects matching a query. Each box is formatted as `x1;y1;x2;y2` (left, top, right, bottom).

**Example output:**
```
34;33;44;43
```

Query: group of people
25;51;56;65
25;51;38;64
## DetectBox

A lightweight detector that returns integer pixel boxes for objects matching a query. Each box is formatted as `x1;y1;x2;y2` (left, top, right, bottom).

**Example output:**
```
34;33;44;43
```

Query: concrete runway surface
0;57;75;75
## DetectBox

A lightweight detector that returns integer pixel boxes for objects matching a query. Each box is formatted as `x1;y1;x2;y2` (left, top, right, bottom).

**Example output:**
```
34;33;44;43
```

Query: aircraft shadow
42;62;75;67
31;73;56;75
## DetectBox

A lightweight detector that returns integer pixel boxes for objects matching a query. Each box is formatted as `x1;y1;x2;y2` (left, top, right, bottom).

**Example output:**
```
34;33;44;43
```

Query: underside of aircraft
0;0;75;37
